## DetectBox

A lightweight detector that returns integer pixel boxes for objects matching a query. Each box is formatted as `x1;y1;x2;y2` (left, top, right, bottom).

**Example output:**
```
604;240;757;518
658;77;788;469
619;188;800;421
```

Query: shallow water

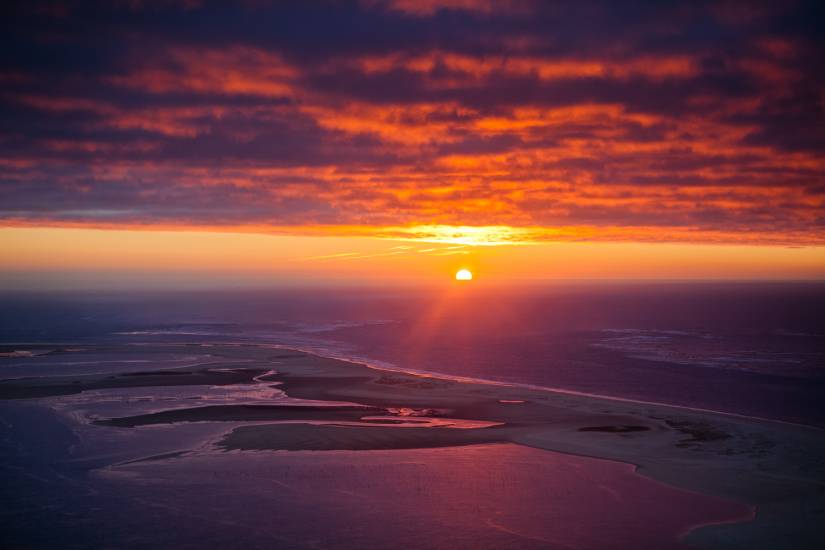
0;393;750;550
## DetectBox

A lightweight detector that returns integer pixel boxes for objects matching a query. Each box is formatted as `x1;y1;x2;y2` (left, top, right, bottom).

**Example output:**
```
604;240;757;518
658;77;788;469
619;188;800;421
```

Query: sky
1;1;824;286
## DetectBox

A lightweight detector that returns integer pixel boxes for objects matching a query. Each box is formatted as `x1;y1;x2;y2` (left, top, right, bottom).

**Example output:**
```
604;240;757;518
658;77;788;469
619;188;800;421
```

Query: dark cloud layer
1;0;824;243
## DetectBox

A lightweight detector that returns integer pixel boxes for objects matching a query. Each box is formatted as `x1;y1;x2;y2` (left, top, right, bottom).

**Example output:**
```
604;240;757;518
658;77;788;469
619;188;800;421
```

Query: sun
455;268;473;281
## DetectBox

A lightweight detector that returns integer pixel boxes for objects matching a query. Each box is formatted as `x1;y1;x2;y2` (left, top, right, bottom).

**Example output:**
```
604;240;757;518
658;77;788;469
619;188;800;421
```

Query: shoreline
263;341;825;432
265;344;824;549
5;339;821;431
2;341;825;548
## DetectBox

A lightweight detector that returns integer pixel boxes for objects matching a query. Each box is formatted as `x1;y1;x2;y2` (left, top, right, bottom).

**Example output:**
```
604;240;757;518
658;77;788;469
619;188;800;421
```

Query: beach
1;342;824;549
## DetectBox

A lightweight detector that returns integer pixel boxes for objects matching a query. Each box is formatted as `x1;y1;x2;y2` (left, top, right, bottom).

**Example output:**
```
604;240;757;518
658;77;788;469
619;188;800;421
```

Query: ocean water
1;282;824;426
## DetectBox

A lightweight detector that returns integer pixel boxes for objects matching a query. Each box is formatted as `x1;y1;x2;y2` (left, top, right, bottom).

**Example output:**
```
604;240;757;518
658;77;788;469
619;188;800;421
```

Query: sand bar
2;342;824;548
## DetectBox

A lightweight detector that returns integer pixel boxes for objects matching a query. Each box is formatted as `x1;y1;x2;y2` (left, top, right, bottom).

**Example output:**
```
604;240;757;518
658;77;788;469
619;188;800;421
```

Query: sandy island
1;342;824;549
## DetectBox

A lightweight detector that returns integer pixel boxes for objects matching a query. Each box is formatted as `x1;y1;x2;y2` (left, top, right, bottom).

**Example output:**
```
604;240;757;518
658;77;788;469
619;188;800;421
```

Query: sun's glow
455;268;473;281
390;225;538;246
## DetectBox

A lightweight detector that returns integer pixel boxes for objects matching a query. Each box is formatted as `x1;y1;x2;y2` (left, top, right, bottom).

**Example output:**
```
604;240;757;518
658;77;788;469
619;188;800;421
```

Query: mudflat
2;342;823;549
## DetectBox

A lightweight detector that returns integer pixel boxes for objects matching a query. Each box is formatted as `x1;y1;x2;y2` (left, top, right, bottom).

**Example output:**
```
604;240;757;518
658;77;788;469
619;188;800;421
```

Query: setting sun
455;268;473;281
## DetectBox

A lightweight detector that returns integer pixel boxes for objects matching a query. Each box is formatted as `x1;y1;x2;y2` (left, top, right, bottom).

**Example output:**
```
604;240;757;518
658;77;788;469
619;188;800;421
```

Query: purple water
1;282;823;425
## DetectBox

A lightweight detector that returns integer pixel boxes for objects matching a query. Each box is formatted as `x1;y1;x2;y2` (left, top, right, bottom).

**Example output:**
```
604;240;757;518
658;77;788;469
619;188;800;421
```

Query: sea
1;281;824;426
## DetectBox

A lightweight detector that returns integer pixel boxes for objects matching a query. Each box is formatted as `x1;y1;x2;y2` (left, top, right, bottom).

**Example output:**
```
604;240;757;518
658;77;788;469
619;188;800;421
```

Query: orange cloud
2;1;824;253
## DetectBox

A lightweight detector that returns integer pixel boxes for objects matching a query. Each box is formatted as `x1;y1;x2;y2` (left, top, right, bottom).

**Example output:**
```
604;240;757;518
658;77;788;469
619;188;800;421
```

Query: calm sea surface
2;282;823;425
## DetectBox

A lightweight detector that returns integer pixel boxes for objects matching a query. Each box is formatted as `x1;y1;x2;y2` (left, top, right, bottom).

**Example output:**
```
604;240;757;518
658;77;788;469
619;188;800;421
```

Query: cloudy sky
2;1;824;283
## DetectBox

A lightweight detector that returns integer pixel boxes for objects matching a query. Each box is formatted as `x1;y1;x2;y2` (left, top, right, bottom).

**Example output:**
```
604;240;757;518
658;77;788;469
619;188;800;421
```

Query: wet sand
2;342;824;548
